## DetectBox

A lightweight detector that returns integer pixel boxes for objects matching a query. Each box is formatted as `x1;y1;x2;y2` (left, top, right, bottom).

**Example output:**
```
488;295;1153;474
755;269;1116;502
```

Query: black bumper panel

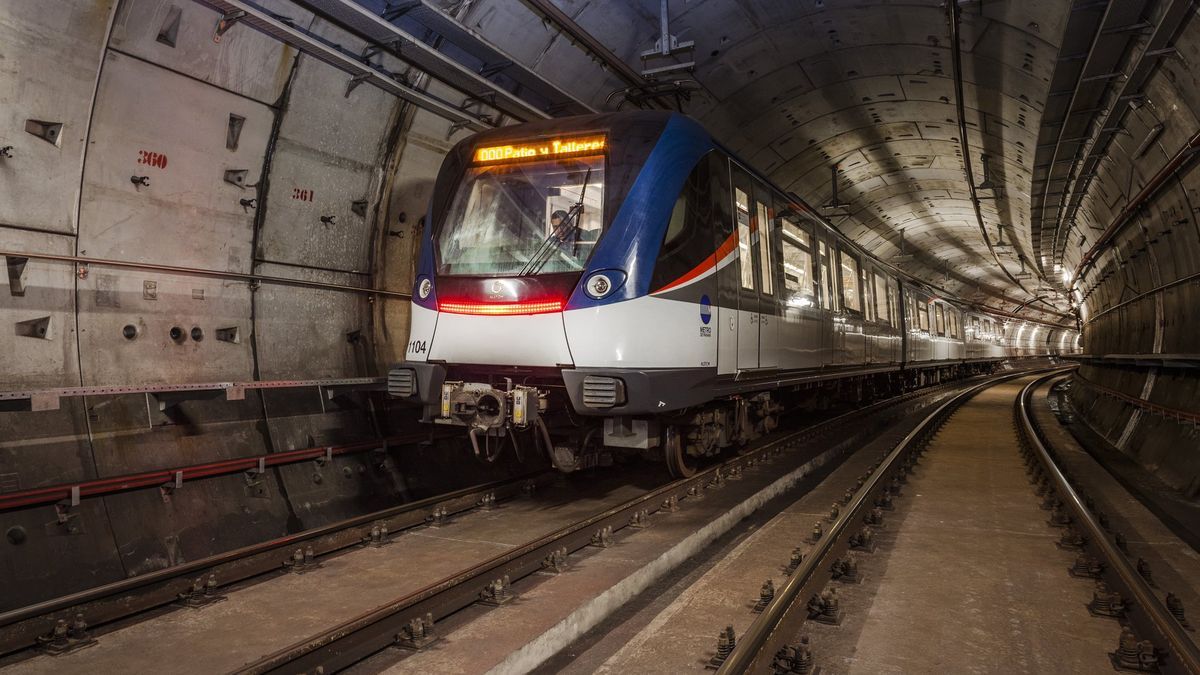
562;368;717;416
388;362;447;420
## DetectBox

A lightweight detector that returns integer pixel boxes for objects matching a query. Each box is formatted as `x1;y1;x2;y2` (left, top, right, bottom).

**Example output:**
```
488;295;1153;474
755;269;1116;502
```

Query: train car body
389;111;1075;474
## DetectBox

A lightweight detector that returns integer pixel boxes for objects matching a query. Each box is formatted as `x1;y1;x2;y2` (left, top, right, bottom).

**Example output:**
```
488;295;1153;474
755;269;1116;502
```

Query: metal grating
0;473;18;493
387;367;416;398
582;375;624;409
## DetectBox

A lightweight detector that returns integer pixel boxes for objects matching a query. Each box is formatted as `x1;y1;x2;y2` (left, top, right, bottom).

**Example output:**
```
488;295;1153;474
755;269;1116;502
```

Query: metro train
388;111;1075;476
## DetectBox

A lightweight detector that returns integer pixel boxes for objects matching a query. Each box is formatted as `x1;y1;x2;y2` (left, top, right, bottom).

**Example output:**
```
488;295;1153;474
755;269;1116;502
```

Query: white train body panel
428;311;574;368
563;295;717;369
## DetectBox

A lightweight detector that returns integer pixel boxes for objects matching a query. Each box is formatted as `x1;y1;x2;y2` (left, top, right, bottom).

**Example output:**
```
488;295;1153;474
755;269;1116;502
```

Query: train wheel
664;425;697;478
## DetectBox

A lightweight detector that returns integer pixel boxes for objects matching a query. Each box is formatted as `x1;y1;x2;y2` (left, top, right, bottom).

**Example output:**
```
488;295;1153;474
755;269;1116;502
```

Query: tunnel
1;1;1198;672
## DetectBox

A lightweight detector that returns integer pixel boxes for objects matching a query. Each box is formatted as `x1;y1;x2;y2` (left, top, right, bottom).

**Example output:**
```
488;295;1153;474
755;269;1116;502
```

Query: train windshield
436;156;605;276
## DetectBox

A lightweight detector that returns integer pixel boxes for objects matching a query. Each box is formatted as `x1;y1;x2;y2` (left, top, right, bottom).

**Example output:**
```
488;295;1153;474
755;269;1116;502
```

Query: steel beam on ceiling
519;0;668;109
295;0;594;120
519;0;644;89
193;0;495;131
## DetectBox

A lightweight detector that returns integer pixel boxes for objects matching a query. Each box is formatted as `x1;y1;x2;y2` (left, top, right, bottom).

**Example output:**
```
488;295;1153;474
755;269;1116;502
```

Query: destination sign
474;136;606;164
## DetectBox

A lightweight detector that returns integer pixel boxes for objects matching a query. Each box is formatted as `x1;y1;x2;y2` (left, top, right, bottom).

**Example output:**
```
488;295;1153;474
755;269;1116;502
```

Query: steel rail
717;368;1052;673
233;371;1016;674
0;434;415;512
0;248;410;299
1016;373;1200;673
0;376;384;408
0;468;553;656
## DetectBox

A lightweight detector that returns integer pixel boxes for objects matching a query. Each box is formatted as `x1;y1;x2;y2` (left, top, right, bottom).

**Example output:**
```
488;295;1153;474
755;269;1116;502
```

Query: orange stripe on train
653;231;739;294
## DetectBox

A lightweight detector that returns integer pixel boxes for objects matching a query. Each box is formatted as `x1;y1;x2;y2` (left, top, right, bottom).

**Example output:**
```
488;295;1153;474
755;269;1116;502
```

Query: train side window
649;154;718;292
735;188;755;290
950;312;959;338
818;240;836;310
889;282;899;327
755;201;774;295
935;304;945;335
918;303;929;331
839;249;862;312
874;272;890;326
664;195;688;246
781;220;815;308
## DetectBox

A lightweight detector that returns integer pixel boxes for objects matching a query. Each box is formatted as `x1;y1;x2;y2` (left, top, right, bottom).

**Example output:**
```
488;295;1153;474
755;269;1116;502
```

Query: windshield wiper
519;168;591;277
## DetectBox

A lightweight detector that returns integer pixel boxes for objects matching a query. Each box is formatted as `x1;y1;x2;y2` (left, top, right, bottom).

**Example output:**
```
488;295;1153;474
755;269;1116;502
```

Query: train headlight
586;274;612;298
584;269;625;300
417;277;432;299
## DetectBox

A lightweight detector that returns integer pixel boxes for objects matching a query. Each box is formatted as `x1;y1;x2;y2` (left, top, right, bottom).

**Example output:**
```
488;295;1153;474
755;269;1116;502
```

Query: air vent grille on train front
388;368;416;398
582;376;625;409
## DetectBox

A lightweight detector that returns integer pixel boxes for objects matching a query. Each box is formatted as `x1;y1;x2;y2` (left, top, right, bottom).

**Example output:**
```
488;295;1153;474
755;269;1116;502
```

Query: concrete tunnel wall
1048;7;1200;496
0;0;515;610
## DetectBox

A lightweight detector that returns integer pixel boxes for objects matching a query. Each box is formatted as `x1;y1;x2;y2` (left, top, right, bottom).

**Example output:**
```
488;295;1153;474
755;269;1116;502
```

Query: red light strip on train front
438;299;564;316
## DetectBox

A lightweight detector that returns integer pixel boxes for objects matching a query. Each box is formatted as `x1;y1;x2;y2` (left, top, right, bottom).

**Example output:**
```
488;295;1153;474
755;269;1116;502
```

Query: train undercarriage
416;360;1002;478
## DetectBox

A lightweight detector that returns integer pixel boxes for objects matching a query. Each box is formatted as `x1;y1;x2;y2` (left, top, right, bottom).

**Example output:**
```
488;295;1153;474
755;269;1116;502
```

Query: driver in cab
549;209;599;244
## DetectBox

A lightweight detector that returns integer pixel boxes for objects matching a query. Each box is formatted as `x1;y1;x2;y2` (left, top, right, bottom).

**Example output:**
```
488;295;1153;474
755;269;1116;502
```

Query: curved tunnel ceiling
443;0;1078;324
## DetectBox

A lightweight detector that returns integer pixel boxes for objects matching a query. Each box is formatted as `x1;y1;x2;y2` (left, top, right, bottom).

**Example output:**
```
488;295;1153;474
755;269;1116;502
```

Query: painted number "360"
407;340;428;354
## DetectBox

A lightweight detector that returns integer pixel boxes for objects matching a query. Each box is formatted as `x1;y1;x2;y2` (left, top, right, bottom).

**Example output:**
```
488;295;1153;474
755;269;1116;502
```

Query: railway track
3;369;1056;674
713;370;1200;674
231;373;1015;674
0;464;555;658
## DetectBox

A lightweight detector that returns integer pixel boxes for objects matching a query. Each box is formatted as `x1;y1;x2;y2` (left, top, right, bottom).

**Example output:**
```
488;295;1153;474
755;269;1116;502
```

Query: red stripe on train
653;231;739;294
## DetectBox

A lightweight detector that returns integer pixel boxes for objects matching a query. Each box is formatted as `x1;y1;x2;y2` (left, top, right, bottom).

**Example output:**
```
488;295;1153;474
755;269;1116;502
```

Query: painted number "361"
407;340;428;354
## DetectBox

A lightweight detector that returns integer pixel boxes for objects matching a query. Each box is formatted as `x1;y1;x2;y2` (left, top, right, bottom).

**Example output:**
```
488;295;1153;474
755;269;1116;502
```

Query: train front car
390;112;725;476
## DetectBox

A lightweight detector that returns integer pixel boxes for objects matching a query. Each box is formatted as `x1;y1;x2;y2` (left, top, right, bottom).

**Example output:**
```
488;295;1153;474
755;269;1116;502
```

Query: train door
754;183;779;369
731;168;777;370
836;244;866;365
713;156;738;377
732;170;759;370
815;230;839;363
778;210;821;369
861;264;877;364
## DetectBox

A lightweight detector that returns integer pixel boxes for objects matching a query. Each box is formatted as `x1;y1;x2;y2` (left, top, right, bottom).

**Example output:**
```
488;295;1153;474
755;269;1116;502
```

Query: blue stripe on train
565;114;715;311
